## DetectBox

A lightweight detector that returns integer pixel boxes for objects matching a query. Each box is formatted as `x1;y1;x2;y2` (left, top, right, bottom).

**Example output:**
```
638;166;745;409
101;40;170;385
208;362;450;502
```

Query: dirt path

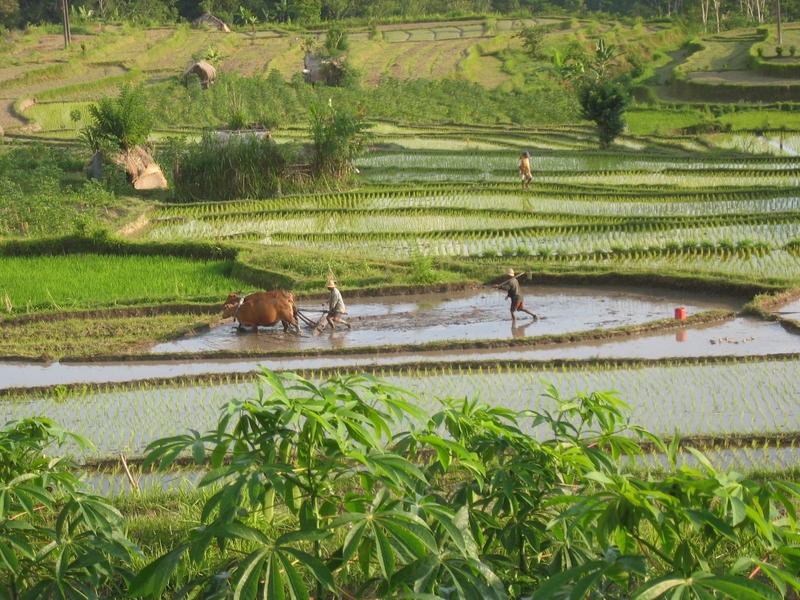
0;98;26;129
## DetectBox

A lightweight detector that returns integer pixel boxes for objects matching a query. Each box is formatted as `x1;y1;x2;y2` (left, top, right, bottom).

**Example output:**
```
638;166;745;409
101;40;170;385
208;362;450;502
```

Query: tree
515;24;553;60
578;78;629;148
82;84;152;152
0;0;19;28
237;5;258;34
291;0;321;23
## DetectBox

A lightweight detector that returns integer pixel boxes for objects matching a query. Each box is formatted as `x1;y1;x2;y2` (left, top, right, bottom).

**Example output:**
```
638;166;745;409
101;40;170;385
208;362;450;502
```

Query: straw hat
506;268;515;277
326;279;336;288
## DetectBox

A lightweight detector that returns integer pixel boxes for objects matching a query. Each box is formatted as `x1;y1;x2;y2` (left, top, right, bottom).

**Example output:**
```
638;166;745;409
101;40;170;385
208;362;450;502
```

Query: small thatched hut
118;146;168;190
303;53;346;85
183;61;217;89
192;13;231;32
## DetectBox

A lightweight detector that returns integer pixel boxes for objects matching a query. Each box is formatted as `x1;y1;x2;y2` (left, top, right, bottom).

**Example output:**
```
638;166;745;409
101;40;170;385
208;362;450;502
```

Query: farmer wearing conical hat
519;151;533;190
495;268;539;323
322;279;350;330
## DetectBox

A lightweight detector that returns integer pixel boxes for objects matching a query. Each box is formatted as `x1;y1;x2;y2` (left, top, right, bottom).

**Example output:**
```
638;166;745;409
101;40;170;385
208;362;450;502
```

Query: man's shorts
512;299;524;311
327;310;345;319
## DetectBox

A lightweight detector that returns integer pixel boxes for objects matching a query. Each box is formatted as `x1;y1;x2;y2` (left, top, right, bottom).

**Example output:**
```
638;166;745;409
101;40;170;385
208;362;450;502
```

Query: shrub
791;45;797;57
172;133;289;201
757;46;764;57
410;253;438;284
515;25;552;60
82;84;152;152
322;23;349;58
309;102;370;179
130;370;800;600
776;45;784;57
577;79;629;148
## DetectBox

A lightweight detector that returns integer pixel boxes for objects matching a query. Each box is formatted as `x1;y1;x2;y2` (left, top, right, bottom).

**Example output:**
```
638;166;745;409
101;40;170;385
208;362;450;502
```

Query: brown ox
222;290;298;333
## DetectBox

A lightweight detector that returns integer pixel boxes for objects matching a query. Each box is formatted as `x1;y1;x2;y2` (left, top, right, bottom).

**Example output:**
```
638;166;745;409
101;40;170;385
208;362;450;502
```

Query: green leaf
282;547;335;591
276;551;308;600
276;528;330;546
128;545;188;597
374;523;396;580
700;575;781;600
233;548;270;600
390;554;439;591
340;519;367;562
684;509;737;541
633;575;687;600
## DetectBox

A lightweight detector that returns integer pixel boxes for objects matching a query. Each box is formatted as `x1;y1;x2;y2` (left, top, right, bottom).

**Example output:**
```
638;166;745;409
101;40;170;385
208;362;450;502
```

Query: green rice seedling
1;254;239;313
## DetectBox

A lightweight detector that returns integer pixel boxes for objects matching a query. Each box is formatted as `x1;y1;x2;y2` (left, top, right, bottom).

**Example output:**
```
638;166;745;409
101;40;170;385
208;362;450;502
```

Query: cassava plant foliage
129;369;800;600
0;417;138;600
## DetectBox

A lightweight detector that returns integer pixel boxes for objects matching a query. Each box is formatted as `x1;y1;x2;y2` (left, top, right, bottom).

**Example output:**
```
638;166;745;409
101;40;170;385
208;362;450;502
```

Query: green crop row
4;358;800;458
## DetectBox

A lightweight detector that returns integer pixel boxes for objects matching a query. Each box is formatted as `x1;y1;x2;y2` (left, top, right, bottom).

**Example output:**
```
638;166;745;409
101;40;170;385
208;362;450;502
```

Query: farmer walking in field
319;279;350;331
495;268;539;323
519;151;533;189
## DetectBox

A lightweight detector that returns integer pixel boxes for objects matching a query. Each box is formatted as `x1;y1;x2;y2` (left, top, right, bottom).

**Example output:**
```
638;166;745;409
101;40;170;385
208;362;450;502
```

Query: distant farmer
518;151;533;189
495;268;539;322
320;279;350;330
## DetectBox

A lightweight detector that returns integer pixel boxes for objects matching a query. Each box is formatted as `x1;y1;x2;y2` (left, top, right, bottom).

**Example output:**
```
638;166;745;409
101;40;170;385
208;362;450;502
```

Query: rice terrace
5;0;800;597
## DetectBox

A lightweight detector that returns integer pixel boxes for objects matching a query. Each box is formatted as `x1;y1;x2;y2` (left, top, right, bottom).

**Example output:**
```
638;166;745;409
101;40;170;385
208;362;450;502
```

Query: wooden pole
777;0;783;45
60;0;72;47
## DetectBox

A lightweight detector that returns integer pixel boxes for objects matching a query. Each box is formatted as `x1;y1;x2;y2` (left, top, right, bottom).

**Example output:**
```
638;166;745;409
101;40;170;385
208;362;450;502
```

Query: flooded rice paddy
151;285;740;354
1;316;797;390
4;359;800;459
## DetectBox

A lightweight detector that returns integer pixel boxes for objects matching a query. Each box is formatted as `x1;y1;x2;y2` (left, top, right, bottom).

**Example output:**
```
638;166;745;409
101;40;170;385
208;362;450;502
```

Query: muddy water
1;317;797;389
150;285;740;354
773;298;800;318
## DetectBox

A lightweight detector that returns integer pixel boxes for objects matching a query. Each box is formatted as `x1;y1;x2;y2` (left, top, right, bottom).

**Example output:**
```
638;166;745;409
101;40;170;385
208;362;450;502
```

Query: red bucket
674;307;687;320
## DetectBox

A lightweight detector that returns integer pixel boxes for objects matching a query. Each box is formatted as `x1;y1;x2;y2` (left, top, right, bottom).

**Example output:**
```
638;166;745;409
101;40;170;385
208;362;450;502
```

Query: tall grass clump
310;102;370;180
172;134;290;202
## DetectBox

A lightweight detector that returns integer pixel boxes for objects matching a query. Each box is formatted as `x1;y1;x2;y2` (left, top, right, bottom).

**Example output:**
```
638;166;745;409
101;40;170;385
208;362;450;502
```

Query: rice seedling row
362;168;800;187
5;359;800;459
357;151;800;172
263;218;800;244
151;187;797;219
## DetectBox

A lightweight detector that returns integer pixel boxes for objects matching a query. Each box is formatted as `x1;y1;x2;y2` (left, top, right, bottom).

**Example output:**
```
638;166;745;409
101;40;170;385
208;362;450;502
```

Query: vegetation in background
171;133;290;201
1;253;238;312
146;71;579;129
0;313;220;359
310;101;370;179
0;145;126;238
8;0;800;30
